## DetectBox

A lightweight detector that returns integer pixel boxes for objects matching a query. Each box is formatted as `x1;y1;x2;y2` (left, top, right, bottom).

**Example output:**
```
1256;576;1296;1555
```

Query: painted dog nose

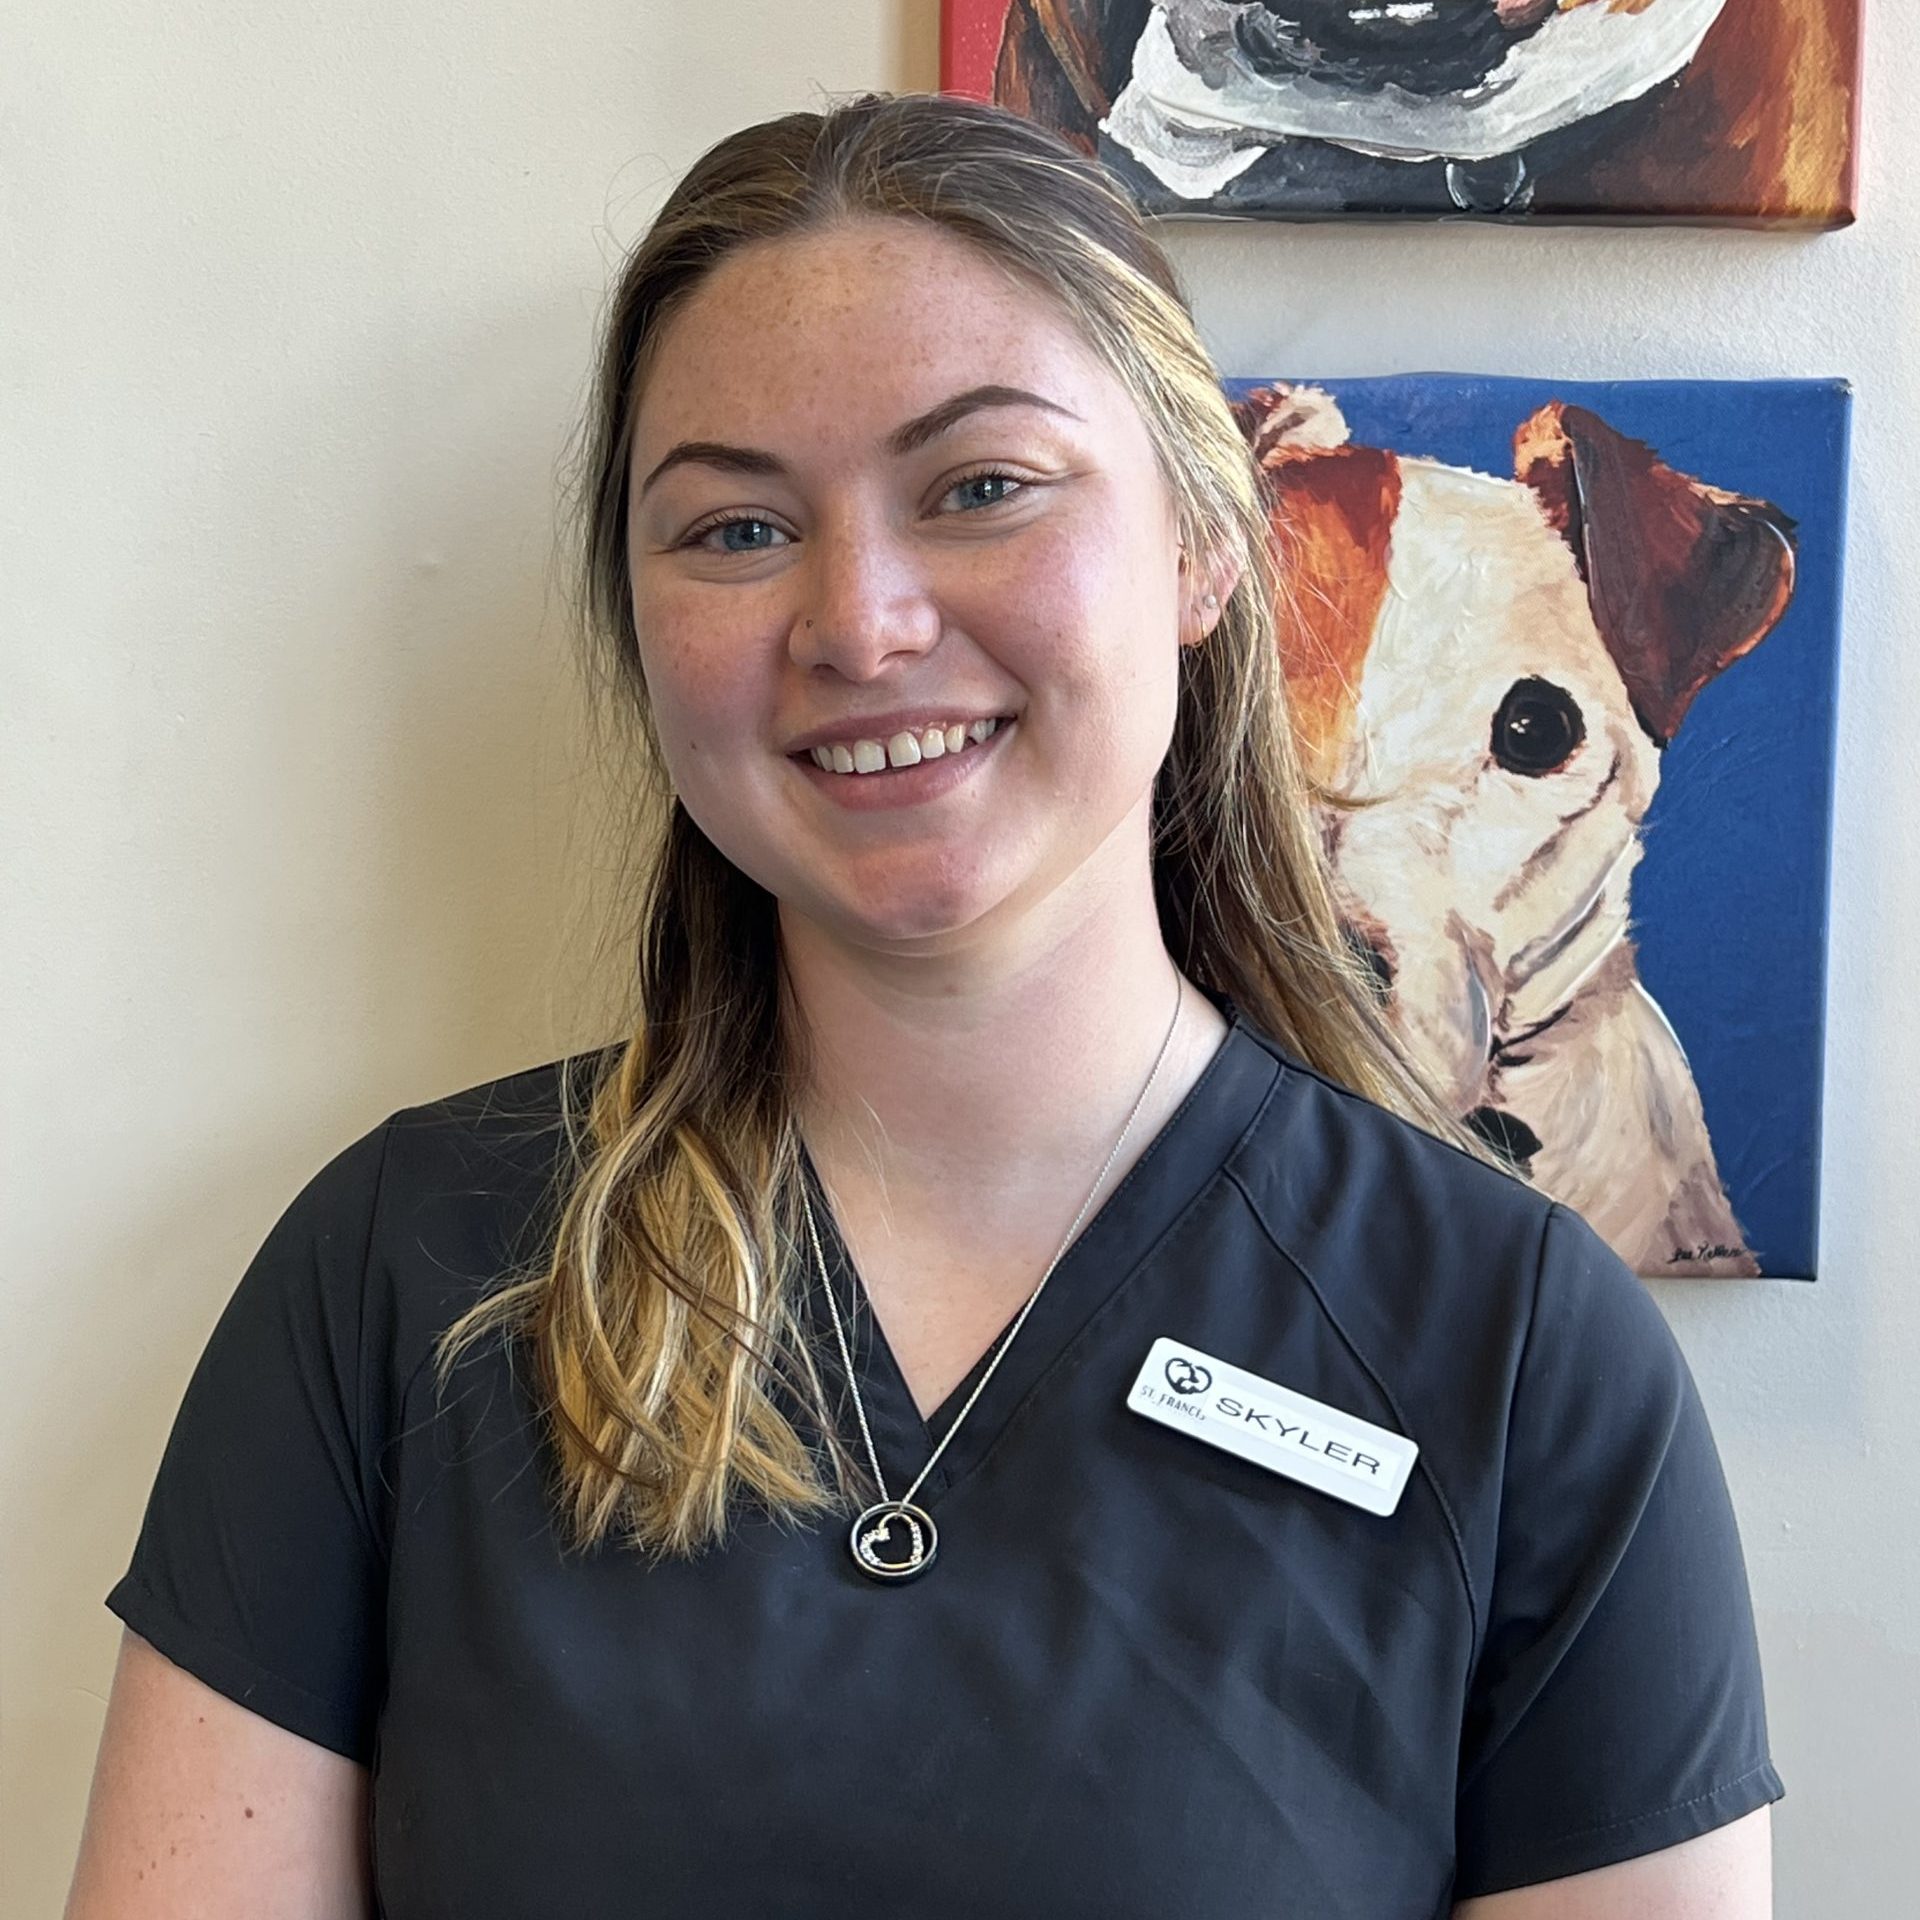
1465;1106;1544;1175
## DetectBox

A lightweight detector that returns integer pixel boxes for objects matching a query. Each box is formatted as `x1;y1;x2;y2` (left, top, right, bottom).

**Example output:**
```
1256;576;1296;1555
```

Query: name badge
1126;1336;1418;1518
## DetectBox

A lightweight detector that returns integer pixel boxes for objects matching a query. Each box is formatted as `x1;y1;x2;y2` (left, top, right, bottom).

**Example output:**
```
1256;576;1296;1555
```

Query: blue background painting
1224;373;1849;1279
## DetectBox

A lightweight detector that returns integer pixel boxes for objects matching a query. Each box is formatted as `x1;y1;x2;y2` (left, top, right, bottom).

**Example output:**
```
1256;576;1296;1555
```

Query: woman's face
625;214;1219;956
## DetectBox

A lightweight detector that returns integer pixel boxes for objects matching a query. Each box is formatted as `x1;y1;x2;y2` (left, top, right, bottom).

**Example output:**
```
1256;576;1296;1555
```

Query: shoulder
260;1042;619;1422
379;1041;615;1224
1224;1020;1555;1377
371;1040;620;1348
1221;1022;1686;1611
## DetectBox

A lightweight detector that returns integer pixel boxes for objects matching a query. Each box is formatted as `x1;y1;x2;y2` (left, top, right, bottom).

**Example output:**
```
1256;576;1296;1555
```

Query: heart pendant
850;1499;938;1582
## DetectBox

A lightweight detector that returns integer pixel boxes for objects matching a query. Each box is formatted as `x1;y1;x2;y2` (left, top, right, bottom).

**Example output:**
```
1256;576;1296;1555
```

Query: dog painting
942;1;1862;225
1226;375;1846;1279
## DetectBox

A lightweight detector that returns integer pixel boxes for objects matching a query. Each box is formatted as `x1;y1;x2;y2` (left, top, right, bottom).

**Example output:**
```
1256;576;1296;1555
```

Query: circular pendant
849;1499;938;1582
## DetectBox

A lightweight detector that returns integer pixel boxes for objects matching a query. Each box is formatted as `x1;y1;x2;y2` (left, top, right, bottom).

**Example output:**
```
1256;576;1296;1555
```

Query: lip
792;718;1016;812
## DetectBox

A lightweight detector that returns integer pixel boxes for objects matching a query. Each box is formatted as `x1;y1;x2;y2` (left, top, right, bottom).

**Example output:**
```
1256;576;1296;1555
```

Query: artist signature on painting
1670;1242;1746;1263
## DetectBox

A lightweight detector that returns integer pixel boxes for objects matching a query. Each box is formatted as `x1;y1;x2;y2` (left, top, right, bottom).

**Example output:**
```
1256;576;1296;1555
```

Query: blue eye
694;516;785;553
946;471;1023;512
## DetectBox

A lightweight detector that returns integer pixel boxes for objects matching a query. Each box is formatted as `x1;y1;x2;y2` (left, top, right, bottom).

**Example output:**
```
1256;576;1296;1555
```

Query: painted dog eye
1491;676;1585;776
1340;921;1395;1002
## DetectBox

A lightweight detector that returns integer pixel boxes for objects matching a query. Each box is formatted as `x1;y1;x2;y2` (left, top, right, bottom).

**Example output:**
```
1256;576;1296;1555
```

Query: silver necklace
798;975;1186;1583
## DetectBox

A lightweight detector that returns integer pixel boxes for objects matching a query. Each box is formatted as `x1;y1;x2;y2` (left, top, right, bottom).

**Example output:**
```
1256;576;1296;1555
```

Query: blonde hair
431;91;1514;1563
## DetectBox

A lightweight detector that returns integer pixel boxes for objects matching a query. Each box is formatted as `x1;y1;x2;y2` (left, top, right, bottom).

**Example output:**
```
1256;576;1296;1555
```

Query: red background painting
942;1;1015;98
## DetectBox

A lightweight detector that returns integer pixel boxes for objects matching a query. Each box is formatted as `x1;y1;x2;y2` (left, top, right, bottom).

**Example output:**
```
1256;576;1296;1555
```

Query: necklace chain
798;974;1186;1517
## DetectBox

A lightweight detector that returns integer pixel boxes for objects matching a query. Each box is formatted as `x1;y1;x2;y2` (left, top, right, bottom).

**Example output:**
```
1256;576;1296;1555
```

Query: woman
66;92;1780;1917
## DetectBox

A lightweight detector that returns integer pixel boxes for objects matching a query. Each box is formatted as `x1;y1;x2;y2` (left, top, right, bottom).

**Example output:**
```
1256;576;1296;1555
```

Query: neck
778;862;1227;1228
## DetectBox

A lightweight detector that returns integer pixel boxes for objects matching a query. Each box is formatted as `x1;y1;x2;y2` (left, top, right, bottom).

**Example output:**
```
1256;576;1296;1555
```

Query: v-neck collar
794;990;1283;1504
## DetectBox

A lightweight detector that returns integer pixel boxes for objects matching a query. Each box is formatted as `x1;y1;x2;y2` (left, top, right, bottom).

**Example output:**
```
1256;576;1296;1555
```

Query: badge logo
1163;1355;1211;1397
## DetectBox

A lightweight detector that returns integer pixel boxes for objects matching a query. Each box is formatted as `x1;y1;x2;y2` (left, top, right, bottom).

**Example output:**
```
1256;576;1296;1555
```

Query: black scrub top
106;994;1783;1917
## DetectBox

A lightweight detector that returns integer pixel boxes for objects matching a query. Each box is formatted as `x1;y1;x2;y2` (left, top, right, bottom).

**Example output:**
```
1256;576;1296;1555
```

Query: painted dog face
1234;385;1796;1110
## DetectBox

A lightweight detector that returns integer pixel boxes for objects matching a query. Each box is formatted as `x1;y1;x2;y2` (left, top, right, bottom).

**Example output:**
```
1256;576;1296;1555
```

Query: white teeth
804;717;1009;776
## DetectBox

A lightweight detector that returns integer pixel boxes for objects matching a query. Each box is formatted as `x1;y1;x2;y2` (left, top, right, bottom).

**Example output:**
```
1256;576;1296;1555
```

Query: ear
1257;445;1403;788
1514;402;1798;745
1178;536;1245;647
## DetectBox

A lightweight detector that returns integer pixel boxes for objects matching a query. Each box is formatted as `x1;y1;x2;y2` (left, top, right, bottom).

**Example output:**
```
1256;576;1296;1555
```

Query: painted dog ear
1234;394;1399;788
1515;402;1798;746
993;0;1150;148
1231;382;1353;465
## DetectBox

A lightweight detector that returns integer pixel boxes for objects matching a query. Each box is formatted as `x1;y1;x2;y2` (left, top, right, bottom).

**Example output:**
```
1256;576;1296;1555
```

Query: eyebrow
634;383;1081;499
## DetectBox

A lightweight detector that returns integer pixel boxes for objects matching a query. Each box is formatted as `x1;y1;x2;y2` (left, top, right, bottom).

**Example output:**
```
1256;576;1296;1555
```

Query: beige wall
5;5;1911;1914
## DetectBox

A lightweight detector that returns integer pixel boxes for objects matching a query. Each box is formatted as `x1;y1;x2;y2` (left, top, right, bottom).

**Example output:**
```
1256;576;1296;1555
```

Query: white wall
4;5;1910;1914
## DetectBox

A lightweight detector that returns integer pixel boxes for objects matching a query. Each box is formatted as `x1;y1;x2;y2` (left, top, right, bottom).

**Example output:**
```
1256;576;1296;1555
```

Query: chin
786;860;1013;951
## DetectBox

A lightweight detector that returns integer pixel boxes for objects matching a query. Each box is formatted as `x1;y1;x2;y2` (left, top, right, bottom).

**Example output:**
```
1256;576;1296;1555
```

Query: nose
788;514;941;680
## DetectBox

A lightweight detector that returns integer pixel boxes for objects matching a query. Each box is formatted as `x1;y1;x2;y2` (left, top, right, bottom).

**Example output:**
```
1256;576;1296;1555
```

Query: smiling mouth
789;715;1017;777
789;715;1019;810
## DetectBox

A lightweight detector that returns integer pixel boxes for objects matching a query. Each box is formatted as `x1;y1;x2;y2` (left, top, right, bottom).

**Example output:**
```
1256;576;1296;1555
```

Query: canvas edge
1220;372;1850;1283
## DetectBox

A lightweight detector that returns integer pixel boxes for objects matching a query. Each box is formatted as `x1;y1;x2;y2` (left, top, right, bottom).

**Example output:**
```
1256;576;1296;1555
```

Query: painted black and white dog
991;0;1857;223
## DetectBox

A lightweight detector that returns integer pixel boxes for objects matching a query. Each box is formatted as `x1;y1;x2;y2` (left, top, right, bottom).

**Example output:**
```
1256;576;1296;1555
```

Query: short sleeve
104;1116;395;1763
1452;1200;1784;1899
